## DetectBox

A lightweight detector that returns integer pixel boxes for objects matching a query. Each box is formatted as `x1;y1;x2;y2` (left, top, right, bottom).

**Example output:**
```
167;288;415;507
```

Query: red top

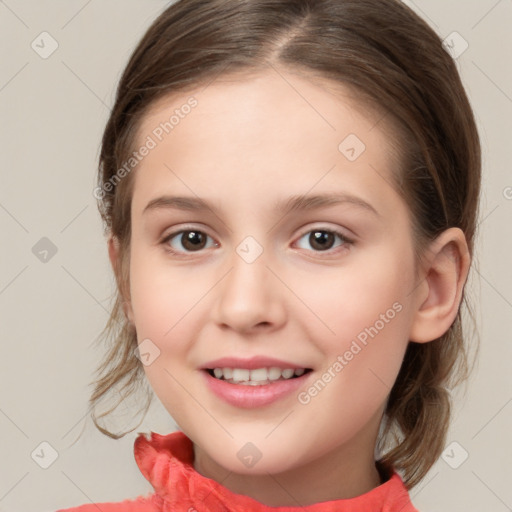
58;430;419;512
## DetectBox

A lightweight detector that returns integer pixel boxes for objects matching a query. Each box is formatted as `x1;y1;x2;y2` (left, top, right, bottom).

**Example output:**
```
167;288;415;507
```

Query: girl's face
125;68;425;482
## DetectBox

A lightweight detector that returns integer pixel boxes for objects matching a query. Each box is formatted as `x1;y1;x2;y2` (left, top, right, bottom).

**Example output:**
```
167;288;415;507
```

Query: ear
108;235;134;324
409;227;470;343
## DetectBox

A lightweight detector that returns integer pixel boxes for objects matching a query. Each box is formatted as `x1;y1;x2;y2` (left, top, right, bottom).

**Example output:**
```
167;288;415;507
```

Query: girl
59;0;481;510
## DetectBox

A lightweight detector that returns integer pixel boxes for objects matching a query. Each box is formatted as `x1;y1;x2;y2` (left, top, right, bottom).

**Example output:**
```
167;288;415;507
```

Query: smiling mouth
205;367;313;386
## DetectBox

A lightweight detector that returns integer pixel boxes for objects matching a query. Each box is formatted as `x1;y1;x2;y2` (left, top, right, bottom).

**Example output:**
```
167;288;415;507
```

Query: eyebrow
142;192;380;217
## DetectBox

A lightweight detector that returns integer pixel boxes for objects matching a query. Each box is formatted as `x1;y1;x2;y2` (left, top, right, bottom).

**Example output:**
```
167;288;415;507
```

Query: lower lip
201;370;313;408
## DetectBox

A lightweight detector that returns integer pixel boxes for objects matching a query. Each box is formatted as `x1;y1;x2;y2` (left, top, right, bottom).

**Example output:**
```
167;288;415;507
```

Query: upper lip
200;356;312;370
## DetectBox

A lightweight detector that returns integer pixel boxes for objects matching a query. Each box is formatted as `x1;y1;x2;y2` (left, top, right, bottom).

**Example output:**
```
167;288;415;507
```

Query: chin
201;436;306;476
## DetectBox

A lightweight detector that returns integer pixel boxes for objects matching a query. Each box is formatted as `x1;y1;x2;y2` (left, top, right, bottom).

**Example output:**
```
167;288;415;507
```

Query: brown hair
88;0;481;490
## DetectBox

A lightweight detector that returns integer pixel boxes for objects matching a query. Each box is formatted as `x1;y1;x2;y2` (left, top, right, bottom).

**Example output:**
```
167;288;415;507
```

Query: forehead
131;67;403;218
139;66;390;140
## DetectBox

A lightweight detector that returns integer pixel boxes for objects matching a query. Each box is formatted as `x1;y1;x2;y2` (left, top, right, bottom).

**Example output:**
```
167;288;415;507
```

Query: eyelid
161;222;355;241
295;223;355;242
161;223;213;240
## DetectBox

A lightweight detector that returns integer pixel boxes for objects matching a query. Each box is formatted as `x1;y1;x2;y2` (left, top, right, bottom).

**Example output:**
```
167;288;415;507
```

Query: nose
211;248;287;334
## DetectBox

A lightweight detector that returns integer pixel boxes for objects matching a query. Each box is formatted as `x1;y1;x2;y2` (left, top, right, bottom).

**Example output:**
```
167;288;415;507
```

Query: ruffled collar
134;430;418;512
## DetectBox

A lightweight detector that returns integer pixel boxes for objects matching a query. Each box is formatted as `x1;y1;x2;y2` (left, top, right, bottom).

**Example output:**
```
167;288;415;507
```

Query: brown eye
309;231;336;251
181;231;207;251
295;228;352;253
162;230;215;253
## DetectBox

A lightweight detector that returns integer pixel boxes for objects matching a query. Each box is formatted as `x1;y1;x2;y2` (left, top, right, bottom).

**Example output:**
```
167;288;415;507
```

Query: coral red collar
134;431;418;512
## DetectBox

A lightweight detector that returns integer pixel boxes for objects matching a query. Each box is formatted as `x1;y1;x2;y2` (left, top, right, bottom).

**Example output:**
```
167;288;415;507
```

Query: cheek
128;252;202;413
294;248;414;345
129;246;205;339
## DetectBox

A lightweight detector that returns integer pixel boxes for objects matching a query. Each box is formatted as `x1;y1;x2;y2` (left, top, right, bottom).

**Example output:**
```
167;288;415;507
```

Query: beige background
1;1;511;511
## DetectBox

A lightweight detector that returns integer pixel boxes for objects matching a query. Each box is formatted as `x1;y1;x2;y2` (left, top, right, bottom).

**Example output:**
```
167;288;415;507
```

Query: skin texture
108;66;470;506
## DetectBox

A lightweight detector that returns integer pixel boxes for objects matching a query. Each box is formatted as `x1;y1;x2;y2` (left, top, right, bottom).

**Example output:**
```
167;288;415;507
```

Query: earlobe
107;235;135;324
409;228;470;343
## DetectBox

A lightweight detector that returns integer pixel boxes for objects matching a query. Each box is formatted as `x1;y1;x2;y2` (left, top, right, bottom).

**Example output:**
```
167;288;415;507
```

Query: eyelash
160;226;354;258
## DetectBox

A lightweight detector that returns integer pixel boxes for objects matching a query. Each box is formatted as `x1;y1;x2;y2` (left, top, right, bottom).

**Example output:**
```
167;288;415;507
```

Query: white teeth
209;366;308;384
232;368;250;381
268;367;282;381
281;368;294;379
250;368;268;381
